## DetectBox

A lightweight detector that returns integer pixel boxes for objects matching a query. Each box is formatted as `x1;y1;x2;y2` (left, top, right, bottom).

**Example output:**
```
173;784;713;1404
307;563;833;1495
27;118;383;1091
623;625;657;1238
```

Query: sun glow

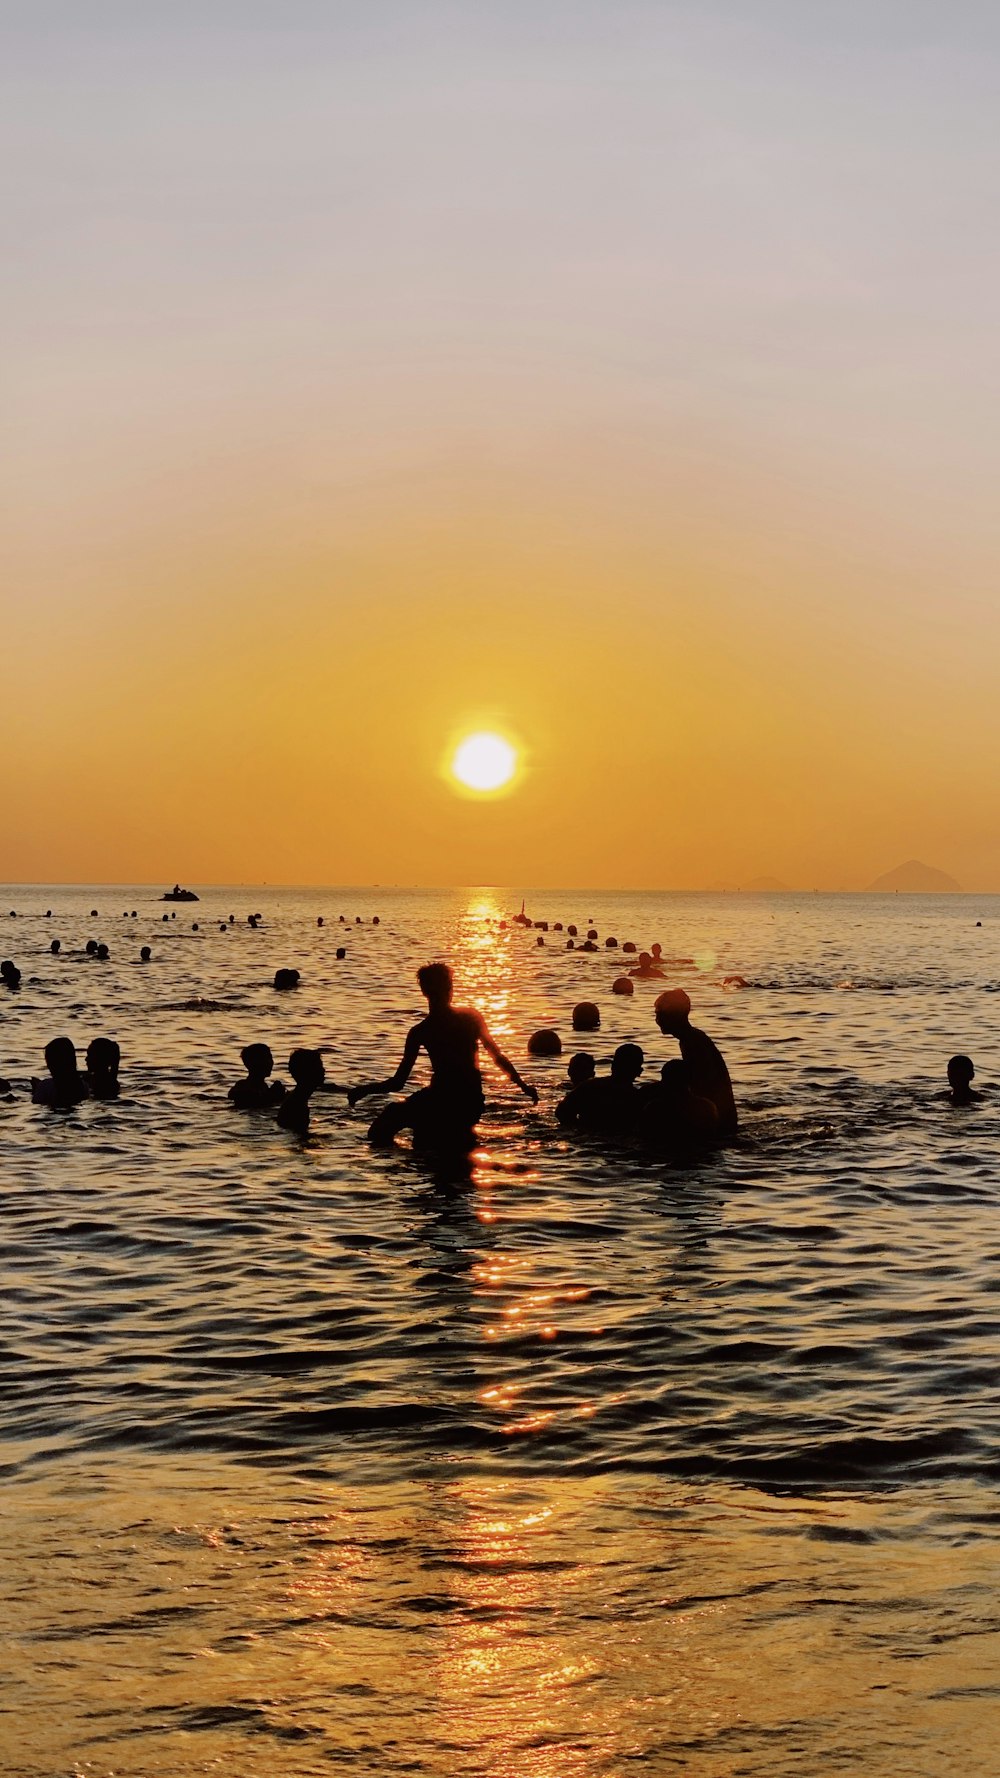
451;732;517;794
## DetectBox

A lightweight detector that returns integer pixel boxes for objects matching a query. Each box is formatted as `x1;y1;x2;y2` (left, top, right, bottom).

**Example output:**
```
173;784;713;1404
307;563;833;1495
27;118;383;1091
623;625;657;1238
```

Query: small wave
162;998;251;1013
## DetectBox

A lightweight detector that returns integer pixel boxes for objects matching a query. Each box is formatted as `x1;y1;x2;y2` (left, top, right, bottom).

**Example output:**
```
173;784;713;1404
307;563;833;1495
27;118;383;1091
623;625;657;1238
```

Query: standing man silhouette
350;962;537;1146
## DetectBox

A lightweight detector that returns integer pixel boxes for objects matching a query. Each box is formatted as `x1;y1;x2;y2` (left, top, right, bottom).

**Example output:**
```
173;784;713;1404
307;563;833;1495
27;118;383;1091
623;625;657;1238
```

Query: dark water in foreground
2;885;999;1776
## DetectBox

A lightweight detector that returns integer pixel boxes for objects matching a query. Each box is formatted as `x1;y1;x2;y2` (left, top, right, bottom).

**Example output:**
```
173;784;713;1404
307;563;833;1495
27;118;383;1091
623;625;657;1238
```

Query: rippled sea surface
3;884;1000;1777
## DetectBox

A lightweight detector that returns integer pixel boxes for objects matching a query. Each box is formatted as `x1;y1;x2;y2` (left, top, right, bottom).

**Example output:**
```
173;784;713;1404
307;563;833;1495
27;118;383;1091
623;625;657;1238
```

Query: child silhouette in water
349;961;537;1147
946;1055;980;1107
277;1049;325;1135
86;1038;121;1100
31;1037;88;1108
230;1043;285;1110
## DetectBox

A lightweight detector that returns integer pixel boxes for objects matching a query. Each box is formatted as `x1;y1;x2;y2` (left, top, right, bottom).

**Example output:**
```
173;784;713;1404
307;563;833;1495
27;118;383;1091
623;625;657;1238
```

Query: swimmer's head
288;1048;325;1091
86;1038;120;1078
241;1043;274;1079
637;952;652;969
418;961;453;1006
45;1036;78;1077
571;1001;600;1032
947;1054;975;1100
658;1058;689;1102
611;1042;644;1083
140;946;151;962
654;988;691;1034
567;1052;596;1086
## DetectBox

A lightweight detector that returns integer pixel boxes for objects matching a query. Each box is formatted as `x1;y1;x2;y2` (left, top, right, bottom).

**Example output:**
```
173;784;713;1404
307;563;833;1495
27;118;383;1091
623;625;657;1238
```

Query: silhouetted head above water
86;1039;120;1098
273;968;300;991
1;959;21;989
658;1058;689;1101
242;1043;274;1080
45;1036;78;1079
947;1054;976;1105
572;1001;600;1032
567;1052;596;1086
612;1043;644;1083
654;988;692;1035
288;1048;325;1092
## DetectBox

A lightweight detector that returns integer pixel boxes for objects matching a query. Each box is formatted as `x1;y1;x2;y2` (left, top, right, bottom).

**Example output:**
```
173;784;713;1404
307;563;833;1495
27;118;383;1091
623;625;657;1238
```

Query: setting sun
451;732;517;794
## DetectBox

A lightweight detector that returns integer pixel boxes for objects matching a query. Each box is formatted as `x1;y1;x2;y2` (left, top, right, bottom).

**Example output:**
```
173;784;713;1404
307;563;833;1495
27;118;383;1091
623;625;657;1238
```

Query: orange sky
5;5;1000;888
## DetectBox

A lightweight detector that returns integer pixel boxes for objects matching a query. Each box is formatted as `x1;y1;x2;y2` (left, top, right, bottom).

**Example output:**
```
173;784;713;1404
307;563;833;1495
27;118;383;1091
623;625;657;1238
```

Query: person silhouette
557;1043;644;1133
653;988;737;1134
629;952;665;980
31;1037;88;1108
349;961;537;1147
1;960;21;990
638;1058;719;1152
276;1049;325;1134
229;1043;285;1110
945;1055;980;1107
566;1052;596;1088
85;1038;121;1100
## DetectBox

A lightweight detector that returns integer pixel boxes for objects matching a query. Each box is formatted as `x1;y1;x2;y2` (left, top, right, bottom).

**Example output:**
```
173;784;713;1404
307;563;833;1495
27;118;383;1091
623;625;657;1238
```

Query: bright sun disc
452;732;517;792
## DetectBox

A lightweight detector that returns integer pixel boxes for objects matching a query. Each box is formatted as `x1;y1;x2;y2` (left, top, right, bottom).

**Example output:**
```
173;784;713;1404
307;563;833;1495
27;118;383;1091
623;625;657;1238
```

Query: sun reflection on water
454;892;516;1043
431;1477;612;1778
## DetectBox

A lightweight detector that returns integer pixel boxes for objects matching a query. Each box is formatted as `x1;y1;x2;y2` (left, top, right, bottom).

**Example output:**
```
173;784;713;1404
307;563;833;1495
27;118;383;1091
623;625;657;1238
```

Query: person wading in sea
349;961;538;1147
653;987;738;1135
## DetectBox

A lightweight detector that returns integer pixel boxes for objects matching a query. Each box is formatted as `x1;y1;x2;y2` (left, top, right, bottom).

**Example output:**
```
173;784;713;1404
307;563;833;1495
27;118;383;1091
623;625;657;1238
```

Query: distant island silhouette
867;860;962;892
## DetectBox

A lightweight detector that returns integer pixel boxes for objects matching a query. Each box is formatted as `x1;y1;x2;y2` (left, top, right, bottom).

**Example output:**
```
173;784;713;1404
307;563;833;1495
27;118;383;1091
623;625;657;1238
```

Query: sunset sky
5;2;1000;889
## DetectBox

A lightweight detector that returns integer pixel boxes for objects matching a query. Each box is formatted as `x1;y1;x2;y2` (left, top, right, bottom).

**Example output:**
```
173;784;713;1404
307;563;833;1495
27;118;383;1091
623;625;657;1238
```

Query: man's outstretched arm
349;1025;423;1105
478;1016;538;1103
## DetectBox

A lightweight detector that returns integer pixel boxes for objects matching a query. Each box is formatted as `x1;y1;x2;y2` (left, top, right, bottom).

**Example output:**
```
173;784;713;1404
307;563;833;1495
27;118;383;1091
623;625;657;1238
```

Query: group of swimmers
225;964;737;1149
8;911;985;1150
13;959;737;1153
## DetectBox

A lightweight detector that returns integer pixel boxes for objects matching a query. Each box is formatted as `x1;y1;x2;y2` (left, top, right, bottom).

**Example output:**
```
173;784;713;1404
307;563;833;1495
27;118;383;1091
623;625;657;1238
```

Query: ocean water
2;884;999;1777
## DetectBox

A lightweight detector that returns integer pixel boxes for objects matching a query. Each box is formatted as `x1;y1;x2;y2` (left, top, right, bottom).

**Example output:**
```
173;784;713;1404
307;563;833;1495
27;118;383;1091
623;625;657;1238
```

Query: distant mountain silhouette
742;875;792;892
867;859;962;892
